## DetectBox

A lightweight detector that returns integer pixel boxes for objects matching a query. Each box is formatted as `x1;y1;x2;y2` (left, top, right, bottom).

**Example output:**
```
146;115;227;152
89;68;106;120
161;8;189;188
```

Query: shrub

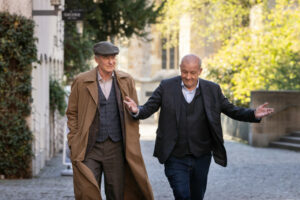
0;12;38;178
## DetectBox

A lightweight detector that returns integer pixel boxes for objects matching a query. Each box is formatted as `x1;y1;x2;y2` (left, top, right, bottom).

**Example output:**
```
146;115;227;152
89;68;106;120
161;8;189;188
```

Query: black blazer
136;76;260;167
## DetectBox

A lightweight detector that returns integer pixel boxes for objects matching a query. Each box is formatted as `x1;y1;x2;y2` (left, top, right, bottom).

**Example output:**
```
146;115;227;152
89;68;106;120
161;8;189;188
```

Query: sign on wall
62;10;84;21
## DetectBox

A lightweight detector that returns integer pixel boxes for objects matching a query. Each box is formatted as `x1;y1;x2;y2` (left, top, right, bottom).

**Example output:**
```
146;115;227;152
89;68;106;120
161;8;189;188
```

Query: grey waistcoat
96;78;122;142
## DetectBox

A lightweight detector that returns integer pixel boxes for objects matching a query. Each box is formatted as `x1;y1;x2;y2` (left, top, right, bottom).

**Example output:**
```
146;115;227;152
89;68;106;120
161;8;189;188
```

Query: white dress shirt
132;79;200;116
97;71;114;100
181;80;199;103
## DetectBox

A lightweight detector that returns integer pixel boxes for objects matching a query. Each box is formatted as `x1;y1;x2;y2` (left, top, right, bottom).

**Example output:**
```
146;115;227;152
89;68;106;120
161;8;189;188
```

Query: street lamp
51;0;61;5
51;0;61;11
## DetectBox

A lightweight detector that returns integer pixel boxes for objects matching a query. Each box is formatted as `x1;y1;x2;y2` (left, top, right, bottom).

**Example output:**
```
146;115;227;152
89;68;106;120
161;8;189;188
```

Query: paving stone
1;123;300;200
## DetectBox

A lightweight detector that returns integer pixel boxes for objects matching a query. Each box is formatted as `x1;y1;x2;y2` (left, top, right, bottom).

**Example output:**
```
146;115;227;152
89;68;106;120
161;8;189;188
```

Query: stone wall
250;91;300;147
221;114;249;142
0;0;32;18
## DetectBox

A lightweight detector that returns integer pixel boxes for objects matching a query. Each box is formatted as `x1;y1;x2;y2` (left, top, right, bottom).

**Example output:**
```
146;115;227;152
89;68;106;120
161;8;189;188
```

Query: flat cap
93;41;119;55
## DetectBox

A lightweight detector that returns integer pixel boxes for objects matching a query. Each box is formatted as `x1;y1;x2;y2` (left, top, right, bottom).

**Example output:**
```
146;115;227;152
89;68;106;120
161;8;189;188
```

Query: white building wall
1;0;65;176
31;0;65;176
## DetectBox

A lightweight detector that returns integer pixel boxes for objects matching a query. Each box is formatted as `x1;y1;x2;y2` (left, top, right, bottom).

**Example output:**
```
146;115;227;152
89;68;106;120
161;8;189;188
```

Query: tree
157;0;262;47
64;0;165;83
158;0;300;107
206;0;300;106
64;22;94;83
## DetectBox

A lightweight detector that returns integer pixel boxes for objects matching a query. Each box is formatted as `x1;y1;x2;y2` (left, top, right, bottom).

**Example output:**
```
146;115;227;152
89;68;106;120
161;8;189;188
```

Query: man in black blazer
124;54;273;200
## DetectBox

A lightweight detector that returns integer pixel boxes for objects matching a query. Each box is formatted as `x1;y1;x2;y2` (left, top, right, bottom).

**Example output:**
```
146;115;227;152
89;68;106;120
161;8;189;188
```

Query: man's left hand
255;102;274;119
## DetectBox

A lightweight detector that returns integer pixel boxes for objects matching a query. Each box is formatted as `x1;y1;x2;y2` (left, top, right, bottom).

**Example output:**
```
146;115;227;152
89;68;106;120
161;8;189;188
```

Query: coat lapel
199;79;213;121
174;77;182;125
84;68;98;106
113;74;126;147
115;71;130;97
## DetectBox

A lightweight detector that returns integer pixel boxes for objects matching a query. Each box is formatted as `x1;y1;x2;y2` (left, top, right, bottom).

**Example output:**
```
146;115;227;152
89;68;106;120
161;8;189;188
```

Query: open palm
255;102;274;118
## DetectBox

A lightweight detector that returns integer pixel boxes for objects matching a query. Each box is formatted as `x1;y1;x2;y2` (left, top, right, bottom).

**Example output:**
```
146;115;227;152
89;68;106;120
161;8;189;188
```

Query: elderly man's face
180;61;202;90
95;54;117;74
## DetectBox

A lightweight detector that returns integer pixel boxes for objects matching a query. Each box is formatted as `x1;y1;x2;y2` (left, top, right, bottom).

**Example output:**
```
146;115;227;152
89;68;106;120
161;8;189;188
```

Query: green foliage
190;0;267;45
158;0;300;107
65;0;165;41
156;0;185;47
64;22;94;83
206;0;300;106
64;0;165;83
0;12;37;178
158;0;263;47
50;79;67;116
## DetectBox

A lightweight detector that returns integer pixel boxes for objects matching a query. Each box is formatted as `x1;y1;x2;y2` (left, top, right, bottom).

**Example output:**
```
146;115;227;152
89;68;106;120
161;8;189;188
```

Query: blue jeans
164;154;212;200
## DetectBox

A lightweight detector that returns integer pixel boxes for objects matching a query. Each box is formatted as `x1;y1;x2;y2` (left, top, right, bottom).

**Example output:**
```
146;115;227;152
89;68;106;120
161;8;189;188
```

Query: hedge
0;12;38;178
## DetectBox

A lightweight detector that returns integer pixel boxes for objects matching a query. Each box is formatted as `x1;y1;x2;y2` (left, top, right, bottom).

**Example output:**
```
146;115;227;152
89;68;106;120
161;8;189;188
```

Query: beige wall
30;0;65;176
0;0;32;18
250;91;300;147
221;114;249;142
118;26;179;106
119;26;161;79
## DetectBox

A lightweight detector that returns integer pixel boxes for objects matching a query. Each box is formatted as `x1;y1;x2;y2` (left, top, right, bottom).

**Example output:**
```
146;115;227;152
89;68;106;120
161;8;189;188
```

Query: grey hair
180;54;202;69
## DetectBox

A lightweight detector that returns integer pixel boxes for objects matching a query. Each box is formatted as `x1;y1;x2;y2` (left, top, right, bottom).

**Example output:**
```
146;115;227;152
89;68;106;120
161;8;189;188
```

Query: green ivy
0;12;38;178
50;79;67;116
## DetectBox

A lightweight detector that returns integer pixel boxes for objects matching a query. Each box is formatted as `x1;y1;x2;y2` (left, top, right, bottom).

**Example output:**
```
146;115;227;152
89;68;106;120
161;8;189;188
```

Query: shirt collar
97;70;114;82
181;79;199;91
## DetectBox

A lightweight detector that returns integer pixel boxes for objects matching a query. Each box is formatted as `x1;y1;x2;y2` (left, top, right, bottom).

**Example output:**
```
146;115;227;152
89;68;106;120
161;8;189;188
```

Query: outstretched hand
255;102;274;119
123;96;139;114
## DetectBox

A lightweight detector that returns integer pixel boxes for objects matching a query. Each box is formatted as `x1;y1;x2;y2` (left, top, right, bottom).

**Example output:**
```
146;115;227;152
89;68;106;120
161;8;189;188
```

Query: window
161;38;178;70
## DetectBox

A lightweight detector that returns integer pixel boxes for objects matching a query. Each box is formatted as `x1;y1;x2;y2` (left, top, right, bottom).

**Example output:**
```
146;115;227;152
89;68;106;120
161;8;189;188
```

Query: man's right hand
124;96;139;114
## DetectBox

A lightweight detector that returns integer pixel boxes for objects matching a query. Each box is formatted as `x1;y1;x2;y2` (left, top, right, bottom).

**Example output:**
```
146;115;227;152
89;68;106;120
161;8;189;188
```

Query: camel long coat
66;67;154;200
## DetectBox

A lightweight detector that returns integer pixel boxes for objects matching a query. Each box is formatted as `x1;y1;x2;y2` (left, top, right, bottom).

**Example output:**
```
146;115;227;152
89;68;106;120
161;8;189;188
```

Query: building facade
0;0;65;176
117;10;217;109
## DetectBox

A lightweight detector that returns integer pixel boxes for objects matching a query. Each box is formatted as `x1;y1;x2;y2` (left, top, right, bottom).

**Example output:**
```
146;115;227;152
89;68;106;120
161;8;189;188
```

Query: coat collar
198;78;214;120
83;67;129;83
84;67;129;105
174;77;182;125
174;77;211;125
198;78;210;105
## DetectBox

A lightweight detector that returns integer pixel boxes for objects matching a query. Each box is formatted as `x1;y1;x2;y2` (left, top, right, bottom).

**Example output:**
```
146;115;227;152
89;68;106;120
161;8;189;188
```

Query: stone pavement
1;123;300;200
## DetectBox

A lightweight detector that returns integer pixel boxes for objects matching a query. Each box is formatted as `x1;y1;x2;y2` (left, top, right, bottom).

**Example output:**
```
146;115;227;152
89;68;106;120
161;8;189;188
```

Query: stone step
280;136;300;144
270;141;300;151
291;131;300;137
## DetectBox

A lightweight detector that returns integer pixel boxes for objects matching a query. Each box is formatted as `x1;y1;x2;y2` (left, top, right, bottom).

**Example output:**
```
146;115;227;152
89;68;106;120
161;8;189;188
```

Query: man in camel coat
66;41;153;200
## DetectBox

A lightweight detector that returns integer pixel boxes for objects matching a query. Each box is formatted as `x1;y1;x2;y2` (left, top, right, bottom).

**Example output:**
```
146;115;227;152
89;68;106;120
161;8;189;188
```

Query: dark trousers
164;154;212;200
83;139;125;200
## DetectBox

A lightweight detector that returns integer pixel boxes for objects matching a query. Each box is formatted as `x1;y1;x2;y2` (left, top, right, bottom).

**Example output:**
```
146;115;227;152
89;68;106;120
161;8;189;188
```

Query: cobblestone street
1;123;300;200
